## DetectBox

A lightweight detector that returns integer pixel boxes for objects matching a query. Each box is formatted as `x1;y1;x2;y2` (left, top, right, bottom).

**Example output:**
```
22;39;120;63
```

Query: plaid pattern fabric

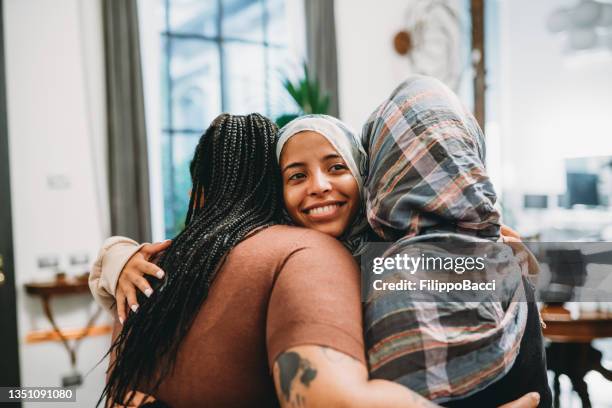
361;76;527;403
361;75;500;241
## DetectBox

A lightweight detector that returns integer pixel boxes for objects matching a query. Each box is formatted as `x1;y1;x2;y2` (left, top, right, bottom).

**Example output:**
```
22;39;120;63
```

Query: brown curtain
103;0;151;242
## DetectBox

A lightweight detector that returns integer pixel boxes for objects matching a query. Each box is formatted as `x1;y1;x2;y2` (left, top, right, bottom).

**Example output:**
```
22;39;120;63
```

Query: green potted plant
276;63;330;128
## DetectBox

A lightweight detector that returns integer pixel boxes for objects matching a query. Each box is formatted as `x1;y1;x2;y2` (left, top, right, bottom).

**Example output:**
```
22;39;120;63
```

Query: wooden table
24;275;102;386
541;305;612;408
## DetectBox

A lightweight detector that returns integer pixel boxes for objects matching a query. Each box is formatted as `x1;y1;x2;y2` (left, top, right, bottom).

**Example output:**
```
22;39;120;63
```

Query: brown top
152;225;365;408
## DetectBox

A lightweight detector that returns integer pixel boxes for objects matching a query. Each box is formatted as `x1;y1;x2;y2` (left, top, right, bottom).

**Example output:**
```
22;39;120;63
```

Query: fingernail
156;270;165;279
144;288;153;297
531;392;540;403
164;239;172;243
119;317;124;325
131;304;139;313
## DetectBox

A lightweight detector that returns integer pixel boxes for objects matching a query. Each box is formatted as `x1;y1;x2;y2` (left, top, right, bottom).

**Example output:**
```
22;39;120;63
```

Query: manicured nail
131;304;139;313
156;270;165;279
119;317;124;325
144;288;153;297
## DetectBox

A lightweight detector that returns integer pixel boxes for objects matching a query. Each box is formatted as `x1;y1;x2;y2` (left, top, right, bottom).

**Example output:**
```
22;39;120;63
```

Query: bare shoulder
253;225;351;254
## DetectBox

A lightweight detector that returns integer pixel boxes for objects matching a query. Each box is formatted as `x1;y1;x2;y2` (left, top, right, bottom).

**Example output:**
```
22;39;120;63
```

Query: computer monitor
523;194;548;209
566;172;599;207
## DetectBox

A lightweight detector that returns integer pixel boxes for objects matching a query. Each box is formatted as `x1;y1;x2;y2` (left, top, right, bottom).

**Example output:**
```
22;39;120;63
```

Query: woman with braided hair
98;112;283;406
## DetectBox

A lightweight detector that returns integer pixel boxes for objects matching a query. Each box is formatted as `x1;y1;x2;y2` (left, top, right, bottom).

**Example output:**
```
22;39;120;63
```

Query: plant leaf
276;113;300;128
300;78;311;113
310;80;320;113
279;60;330;116
319;94;330;114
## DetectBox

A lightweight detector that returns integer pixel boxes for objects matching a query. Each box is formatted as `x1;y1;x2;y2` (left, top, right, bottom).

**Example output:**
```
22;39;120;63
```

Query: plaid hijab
362;76;500;241
362;76;528;403
276;114;371;254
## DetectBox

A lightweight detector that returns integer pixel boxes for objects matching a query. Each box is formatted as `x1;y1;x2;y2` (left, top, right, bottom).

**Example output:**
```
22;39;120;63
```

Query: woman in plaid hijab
362;76;551;407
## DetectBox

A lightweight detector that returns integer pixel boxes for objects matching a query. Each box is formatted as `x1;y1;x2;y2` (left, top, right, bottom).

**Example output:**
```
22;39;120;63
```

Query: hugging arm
267;232;436;408
89;237;170;322
89;237;144;312
500;225;540;276
267;231;540;408
272;345;439;408
271;346;540;408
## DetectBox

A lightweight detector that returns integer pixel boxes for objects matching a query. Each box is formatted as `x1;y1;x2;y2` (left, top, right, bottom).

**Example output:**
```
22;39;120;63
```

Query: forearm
356;379;440;408
89;236;144;312
273;345;439;408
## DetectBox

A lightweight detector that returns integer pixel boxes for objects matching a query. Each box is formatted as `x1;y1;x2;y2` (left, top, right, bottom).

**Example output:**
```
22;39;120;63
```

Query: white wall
335;0;411;131
4;0;111;406
486;0;612;234
334;0;612;229
496;0;612;195
334;0;471;132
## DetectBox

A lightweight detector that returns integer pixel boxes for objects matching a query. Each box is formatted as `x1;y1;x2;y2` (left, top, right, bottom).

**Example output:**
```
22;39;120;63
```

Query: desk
24;275;104;386
541;305;612;408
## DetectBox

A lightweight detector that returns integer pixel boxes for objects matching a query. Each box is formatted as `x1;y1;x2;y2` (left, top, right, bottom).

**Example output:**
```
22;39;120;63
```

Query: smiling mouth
303;203;346;216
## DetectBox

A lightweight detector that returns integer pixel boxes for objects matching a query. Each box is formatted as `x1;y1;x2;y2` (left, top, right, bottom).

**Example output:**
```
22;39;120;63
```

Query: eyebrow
281;154;342;173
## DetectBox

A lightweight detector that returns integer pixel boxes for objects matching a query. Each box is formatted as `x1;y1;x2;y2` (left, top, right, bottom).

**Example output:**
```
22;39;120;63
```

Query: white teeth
308;204;339;215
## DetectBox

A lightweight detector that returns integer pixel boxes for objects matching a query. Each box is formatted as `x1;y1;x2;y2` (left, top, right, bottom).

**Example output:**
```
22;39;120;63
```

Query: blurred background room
0;0;611;406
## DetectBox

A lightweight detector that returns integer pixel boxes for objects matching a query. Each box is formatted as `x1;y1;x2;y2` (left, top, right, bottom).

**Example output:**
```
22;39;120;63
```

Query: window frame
159;0;288;237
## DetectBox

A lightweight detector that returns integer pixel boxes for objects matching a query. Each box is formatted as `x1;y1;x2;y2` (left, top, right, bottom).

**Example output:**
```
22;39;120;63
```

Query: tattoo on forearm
276;352;317;402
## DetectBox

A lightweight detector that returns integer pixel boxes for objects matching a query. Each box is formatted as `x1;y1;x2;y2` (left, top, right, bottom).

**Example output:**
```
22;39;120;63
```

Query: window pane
162;131;201;237
155;0;168;33
170;38;221;130
266;47;299;120
161;132;175;237
169;0;219;37
265;0;288;46
222;0;264;42
160;36;171;129
223;42;266;114
153;0;298;239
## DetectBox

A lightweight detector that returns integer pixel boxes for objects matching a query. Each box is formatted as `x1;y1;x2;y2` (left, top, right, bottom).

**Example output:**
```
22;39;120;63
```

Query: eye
329;163;348;172
287;172;306;181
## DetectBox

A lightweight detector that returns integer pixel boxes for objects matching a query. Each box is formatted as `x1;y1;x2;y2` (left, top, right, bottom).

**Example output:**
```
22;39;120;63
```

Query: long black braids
99;113;283;406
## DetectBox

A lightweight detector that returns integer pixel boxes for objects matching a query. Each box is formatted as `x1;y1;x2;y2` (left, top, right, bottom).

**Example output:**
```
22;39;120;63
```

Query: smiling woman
275;114;371;253
280;131;360;237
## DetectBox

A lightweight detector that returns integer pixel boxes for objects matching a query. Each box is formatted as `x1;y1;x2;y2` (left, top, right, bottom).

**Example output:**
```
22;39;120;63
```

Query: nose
307;170;332;196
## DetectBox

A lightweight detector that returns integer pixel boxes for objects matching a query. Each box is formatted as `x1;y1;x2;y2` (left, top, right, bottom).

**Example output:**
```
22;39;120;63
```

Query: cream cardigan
88;236;145;312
